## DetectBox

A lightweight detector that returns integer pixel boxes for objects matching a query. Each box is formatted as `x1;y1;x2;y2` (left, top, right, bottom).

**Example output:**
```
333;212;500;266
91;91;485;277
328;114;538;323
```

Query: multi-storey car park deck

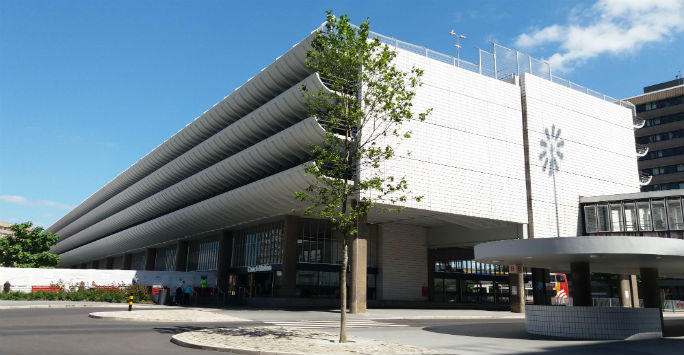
48;25;680;320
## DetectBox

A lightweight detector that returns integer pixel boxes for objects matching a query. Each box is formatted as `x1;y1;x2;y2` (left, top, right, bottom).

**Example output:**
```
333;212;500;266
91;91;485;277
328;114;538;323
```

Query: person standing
183;282;193;305
3;281;10;293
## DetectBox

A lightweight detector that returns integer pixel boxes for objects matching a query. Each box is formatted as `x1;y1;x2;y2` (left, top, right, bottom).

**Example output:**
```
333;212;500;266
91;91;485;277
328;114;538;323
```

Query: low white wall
525;305;662;340
0;267;216;292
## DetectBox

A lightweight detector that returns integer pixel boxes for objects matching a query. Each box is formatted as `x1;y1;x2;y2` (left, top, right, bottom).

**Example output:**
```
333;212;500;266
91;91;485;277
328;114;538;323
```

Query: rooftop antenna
449;30;466;67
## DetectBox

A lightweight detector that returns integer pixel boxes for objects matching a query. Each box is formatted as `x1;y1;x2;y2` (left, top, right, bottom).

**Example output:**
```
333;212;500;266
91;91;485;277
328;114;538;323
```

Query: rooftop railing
366;30;636;113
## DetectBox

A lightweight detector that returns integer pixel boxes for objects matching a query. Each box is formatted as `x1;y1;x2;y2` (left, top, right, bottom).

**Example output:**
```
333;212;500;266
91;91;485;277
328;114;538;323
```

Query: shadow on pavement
153;326;213;334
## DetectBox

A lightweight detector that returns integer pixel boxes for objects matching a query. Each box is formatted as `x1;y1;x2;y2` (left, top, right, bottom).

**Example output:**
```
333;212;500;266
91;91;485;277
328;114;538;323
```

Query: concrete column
640;267;663;331
426;249;436;301
509;265;525;313
570;262;591;306
281;216;299;297
144;248;156;271
174;240;189;272
350;224;372;314
640;268;661;309
630;274;640;307
216;231;233;292
122;254;132;270
105;257;114;269
90;260;99;269
619;274;632;308
80;263;88;269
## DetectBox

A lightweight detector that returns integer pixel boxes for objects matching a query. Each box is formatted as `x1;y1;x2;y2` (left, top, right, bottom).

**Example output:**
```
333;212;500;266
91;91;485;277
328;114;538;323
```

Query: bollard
128;295;134;311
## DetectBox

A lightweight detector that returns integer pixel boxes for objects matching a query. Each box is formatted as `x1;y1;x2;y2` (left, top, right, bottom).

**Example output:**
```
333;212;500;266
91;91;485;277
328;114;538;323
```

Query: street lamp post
449;30;466;67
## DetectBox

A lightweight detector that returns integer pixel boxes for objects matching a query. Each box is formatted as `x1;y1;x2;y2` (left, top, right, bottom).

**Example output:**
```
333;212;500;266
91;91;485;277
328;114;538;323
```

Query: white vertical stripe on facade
378;223;428;301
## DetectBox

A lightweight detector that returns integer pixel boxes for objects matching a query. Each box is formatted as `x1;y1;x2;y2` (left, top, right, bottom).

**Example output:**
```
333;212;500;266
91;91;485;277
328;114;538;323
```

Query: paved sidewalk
0;300;167;310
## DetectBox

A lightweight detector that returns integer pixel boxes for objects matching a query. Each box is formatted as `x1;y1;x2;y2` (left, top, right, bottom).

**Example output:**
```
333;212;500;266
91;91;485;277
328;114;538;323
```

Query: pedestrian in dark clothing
3;281;10;293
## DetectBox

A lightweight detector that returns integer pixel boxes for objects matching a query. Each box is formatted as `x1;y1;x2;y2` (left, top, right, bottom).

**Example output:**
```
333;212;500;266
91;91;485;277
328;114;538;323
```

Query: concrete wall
377;223;428;301
521;73;641;237
363;49;528;225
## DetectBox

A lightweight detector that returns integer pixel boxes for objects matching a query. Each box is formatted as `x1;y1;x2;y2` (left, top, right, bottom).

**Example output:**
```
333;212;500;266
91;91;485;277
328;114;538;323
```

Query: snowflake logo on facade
539;124;564;176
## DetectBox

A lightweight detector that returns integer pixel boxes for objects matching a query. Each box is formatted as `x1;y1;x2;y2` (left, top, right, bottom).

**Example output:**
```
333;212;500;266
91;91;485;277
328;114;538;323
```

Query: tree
0;222;60;268
295;12;430;343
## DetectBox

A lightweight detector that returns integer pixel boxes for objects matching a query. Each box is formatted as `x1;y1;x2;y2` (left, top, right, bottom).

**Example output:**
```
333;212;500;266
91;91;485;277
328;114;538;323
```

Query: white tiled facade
365;49;529;225
520;73;641;237
377;223;428;301
525;305;662;339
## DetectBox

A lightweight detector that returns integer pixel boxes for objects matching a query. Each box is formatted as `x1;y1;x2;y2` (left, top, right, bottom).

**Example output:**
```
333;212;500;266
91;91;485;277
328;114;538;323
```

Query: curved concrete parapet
525;305;662;340
48;30;318;236
474;236;684;277
59;163;317;265
52;73;329;244
53;118;327;254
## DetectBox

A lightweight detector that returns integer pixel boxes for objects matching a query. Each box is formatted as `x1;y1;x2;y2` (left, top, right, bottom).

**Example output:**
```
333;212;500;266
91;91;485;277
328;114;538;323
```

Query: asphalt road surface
0;308;682;355
0;308;236;355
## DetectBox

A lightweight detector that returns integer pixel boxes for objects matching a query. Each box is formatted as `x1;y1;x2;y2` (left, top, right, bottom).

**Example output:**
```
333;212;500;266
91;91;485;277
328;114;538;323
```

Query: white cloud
514;0;684;72
0;195;73;210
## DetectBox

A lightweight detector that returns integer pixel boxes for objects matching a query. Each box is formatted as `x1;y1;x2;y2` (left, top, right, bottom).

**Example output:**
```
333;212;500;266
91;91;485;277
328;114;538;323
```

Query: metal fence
361;28;634;112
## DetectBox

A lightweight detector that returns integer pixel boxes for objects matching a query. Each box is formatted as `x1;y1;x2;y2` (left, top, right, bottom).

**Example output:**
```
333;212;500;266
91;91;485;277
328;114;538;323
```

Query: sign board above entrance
247;265;272;273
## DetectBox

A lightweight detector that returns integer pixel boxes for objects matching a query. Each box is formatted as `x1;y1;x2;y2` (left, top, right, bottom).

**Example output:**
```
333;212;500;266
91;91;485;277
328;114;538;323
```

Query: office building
626;78;684;192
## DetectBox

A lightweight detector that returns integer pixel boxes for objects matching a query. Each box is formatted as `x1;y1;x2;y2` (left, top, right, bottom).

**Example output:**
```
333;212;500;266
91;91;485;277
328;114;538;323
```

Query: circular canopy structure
474;236;684;278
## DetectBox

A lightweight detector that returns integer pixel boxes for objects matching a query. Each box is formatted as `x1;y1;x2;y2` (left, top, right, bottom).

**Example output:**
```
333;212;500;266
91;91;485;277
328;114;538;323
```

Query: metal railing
317;25;636;117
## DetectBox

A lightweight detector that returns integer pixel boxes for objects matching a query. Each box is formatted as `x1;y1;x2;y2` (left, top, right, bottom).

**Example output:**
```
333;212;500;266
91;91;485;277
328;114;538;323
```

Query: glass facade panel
231;222;284;267
584;205;598;233
623;202;637;231
638;201;652;231
298;219;342;264
667;199;684;230
597;205;610;232
651;200;668;231
130;252;146;270
610;204;623;232
188;237;219;271
154;245;176;271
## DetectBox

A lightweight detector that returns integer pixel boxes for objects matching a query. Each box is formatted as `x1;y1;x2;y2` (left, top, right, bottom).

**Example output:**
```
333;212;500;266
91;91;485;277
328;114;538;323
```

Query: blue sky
1;0;682;229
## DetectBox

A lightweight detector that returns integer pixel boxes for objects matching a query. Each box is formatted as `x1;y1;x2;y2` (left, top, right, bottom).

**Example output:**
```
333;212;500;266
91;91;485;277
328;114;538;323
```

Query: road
0;307;682;355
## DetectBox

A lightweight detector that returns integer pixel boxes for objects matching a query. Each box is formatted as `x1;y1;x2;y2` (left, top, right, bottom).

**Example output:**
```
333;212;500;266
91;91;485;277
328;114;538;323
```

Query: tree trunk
339;238;348;343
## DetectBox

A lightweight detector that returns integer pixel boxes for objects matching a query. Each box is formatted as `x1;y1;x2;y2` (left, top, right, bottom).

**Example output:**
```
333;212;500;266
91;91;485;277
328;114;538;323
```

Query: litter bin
158;287;169;305
151;284;163;304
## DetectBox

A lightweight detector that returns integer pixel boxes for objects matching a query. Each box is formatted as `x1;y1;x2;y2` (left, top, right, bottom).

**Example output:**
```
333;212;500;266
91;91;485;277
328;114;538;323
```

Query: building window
637;201;652;231
640;164;684;176
623;202;638;231
644;112;684;127
584;205;598;233
187;237;219;271
609;204;623;232
639;147;684;161
636;96;684;112
298;219;342;264
597;205;610;232
130;252;146;270
154;245;176;271
231;222;284;268
642;182;684;192
667;198;684;230
635;130;684;145
651;200;668;231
